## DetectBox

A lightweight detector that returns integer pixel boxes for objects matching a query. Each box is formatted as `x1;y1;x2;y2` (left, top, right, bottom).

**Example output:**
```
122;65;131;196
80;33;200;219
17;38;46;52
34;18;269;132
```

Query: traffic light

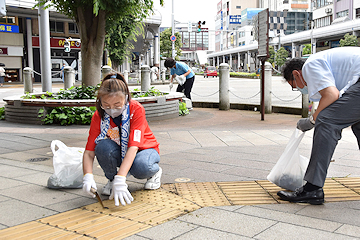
197;21;201;32
64;40;70;52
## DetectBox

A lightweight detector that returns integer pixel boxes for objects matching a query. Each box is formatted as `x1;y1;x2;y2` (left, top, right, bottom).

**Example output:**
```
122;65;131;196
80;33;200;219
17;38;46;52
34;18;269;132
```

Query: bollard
101;65;112;79
141;65;150;92
161;69;166;83
123;70;129;83
64;66;75;90
219;63;230;110
302;94;309;118
23;67;33;93
264;62;272;114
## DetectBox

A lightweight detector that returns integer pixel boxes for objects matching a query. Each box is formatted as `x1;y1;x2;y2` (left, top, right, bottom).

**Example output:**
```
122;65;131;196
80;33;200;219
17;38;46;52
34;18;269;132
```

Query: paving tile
1;184;82;206
0;158;53;172
296;203;360;227
45;196;97;212
335;224;360;238
0;176;28;190
0;164;40;178
221;166;270;180
177;207;276;237
236;205;342;232
189;131;227;147
253;203;307;214
14;172;53;186
135;219;198;240
175;226;252;240
255;222;356;240
0;199;58;227
0;195;11;203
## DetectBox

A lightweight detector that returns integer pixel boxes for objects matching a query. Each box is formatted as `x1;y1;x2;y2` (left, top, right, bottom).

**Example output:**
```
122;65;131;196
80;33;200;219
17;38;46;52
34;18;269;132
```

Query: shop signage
32;37;81;49
0;24;20;33
0;47;8;55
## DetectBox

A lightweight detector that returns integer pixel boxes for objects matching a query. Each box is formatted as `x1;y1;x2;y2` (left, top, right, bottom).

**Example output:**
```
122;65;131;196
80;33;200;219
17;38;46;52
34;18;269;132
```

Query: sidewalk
0;107;360;239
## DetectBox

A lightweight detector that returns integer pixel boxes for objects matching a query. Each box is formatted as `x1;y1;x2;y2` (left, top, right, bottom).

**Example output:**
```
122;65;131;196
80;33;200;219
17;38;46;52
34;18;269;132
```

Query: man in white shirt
279;47;360;204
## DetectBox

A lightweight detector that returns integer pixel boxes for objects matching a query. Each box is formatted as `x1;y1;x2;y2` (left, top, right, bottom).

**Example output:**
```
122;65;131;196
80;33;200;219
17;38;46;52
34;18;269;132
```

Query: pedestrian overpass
207;18;360;72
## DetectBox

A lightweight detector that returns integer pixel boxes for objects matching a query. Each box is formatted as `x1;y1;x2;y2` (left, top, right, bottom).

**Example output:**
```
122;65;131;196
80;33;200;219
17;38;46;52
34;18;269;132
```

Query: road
0;75;304;109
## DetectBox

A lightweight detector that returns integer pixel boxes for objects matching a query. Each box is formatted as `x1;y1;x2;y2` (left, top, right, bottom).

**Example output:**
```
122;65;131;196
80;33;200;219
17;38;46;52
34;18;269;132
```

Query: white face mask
297;86;308;95
104;103;127;118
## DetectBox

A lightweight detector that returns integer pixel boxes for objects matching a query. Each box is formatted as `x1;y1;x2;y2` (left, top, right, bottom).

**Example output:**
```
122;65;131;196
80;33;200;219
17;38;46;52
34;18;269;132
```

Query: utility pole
171;0;175;59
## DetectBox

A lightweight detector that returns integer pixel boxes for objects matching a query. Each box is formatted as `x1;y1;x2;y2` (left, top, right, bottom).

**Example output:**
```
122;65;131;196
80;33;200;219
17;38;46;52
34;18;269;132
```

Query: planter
3;92;183;125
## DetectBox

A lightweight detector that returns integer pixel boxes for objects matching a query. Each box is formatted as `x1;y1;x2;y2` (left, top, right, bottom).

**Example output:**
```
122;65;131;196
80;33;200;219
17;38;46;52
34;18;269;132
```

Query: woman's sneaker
102;180;113;196
144;167;162;190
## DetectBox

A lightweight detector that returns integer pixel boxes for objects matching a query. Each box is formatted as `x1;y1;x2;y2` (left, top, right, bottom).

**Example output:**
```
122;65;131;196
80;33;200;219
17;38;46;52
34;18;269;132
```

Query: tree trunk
76;7;106;86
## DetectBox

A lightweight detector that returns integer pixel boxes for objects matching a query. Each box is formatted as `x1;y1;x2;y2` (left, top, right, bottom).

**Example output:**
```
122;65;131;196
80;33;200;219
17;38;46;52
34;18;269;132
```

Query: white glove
297;118;315;132
109;175;134;206
175;75;186;86
83;173;97;198
169;82;173;90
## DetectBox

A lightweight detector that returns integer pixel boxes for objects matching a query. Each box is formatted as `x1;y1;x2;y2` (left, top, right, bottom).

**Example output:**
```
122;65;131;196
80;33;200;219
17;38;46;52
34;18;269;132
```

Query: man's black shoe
277;187;324;205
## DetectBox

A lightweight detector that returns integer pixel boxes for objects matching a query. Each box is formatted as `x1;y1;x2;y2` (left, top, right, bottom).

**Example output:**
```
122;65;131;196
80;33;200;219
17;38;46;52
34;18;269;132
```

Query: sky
153;0;219;31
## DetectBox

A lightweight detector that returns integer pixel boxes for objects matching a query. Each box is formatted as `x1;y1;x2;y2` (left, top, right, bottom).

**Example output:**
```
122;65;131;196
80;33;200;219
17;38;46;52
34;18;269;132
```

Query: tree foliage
268;46;275;64
275;47;289;68
38;0;162;86
106;15;143;69
340;33;359;47
302;44;311;55
160;28;182;60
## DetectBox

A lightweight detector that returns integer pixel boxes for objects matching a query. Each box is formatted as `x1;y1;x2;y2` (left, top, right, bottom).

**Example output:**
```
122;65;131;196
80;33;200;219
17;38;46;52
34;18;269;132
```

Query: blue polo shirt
170;62;195;79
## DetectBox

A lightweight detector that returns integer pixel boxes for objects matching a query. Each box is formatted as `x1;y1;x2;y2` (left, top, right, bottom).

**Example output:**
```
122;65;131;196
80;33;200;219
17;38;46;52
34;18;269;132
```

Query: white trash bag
267;128;310;191
175;75;186;86
47;140;84;189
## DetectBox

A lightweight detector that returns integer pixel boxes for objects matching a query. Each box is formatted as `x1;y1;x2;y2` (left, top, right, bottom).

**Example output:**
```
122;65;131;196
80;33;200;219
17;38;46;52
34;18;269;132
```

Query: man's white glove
83;173;97;198
297;117;315;132
109;175;134;206
169;82;173;90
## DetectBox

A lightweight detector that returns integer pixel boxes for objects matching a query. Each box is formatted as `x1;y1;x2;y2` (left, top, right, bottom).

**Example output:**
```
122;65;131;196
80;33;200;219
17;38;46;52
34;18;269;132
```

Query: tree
106;16;142;70
160;28;182;60
39;0;163;87
340;33;359;47
268;46;275;64
275;47;289;68
302;44;311;55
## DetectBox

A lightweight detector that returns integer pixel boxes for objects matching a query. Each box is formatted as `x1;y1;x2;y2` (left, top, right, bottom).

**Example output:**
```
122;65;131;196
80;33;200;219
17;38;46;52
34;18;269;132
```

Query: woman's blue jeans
95;139;160;181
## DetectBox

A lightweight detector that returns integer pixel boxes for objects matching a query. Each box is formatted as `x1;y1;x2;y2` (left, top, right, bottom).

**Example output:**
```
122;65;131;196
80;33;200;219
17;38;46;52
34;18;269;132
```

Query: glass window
68;22;79;34
50;21;64;33
0;16;17;24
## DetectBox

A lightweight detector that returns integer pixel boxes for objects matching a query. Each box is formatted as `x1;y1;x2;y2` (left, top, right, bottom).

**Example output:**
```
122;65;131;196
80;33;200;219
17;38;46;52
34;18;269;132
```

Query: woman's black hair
281;58;306;81
96;73;131;119
164;58;176;68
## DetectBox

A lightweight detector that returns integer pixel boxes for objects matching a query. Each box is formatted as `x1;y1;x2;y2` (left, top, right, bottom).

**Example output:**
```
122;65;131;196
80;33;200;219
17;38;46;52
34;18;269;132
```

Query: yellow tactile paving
323;178;360;202
1;177;360;239
174;182;231;206
333;177;360;194
217;181;278;205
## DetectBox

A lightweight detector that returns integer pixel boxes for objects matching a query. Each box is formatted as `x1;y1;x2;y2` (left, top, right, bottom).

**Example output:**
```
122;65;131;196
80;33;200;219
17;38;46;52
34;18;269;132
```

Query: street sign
257;8;269;60
170;35;176;42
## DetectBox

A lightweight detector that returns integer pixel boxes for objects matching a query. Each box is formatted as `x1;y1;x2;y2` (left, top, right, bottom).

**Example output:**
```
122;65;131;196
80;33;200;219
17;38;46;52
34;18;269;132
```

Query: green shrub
38;106;96;126
230;72;258;78
0;107;5;120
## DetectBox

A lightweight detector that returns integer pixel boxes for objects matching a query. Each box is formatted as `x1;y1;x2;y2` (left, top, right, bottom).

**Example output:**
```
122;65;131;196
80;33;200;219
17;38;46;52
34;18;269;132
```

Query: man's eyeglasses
290;76;299;91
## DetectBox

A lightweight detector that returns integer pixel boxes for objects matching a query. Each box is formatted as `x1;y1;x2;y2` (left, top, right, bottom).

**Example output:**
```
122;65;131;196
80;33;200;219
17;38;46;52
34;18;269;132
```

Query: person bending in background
279;47;360;205
164;58;195;100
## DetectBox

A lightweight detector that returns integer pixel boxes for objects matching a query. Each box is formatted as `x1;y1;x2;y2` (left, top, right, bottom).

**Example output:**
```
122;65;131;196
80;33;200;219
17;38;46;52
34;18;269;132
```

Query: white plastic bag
47;140;84;189
267;128;310;191
175;75;186;86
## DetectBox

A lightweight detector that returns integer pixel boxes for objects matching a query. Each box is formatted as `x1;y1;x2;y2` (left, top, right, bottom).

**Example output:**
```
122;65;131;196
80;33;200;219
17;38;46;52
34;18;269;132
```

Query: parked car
203;66;217;78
